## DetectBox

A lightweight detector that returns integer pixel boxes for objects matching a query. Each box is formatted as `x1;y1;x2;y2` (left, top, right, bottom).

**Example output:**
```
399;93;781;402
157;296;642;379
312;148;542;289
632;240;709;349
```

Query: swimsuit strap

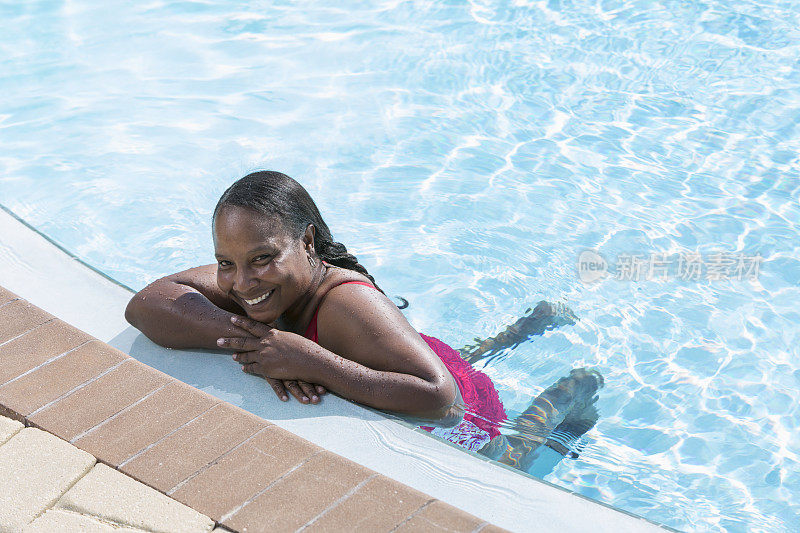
303;280;377;342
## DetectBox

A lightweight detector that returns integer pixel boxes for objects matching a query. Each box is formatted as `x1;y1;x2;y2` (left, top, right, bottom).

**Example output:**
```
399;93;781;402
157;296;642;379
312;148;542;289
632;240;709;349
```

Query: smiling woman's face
213;205;315;324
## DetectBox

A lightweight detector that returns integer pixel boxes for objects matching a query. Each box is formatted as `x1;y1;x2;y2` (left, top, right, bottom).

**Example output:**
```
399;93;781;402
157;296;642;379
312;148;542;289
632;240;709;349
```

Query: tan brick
0;427;95;530
23;509;150;533
0;319;92;386
73;380;219;466
223;451;373;533
29;359;171;442
22;509;117;532
0;286;18;306
55;463;214;532
170;425;321;520
0;415;24;445
0;340;126;418
307;474;431;532
0;299;53;344
120;402;268;493
393;500;487;532
22;509;164;533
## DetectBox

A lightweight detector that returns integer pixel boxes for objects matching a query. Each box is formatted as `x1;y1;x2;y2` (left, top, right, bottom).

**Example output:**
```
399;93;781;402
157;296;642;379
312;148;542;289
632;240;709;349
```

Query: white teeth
244;290;273;305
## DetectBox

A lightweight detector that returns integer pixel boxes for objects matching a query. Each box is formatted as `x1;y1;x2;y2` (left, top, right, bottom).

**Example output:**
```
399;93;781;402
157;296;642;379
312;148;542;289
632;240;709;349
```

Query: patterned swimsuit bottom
416;334;507;452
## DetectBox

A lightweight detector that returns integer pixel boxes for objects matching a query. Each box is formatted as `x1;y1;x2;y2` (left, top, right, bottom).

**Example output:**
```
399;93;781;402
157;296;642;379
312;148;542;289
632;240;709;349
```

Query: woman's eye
218;260;231;268
254;254;271;263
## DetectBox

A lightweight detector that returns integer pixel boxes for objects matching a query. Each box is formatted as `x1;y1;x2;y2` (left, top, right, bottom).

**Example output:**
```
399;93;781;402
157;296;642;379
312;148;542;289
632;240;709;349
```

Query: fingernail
217;339;224;346
302;396;309;402
282;396;288;401
241;365;244;371
312;395;318;402
230;316;237;322
232;355;238;361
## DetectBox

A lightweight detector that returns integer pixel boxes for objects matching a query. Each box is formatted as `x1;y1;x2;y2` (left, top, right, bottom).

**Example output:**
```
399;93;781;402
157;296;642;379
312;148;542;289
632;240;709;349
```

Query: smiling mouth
242;289;274;306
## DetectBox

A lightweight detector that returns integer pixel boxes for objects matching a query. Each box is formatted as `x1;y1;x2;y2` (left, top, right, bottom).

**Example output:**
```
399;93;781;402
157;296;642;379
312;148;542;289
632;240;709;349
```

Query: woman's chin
244;308;276;324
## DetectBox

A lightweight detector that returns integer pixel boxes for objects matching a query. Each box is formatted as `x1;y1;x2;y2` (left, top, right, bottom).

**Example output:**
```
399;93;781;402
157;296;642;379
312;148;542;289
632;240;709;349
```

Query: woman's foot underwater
512;367;603;450
460;300;579;365
545;403;600;458
545;372;603;459
477;367;604;473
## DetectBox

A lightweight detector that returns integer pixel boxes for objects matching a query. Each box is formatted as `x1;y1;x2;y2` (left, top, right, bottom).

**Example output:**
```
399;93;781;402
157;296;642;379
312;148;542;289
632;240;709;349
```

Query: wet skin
127;205;458;419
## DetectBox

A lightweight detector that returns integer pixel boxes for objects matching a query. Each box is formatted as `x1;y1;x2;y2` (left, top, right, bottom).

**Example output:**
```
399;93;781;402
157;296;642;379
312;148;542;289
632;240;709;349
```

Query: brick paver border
0;285;504;533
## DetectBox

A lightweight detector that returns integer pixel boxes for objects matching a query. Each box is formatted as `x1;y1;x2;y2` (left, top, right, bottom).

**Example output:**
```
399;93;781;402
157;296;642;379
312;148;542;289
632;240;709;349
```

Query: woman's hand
217;315;327;404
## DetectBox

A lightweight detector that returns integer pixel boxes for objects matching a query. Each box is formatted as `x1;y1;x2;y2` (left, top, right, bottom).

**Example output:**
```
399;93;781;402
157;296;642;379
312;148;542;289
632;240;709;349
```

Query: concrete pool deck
0;204;671;532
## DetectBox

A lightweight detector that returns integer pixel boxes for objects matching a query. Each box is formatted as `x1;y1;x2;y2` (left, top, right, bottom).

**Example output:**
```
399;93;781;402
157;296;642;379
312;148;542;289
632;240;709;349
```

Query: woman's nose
234;267;257;293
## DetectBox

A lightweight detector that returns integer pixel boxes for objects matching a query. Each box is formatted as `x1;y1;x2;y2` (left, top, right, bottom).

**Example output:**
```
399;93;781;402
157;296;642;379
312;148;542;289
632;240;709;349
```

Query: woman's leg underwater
458;300;579;365
478;367;603;475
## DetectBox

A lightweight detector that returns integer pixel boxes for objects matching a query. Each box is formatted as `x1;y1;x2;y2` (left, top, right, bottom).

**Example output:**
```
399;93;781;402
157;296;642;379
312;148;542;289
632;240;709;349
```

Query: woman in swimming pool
125;171;603;472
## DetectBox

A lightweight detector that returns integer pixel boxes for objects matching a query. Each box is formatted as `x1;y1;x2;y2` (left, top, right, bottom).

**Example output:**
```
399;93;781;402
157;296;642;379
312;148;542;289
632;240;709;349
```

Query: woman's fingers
232;350;260;364
265;377;289;401
230;315;272;337
298;381;320;404
217;336;260;351
282;381;309;403
261;377;324;404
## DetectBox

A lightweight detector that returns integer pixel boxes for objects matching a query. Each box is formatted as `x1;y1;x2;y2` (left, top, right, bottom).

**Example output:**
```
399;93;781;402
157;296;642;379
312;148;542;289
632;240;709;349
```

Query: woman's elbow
124;293;171;347
124;294;142;327
125;307;176;349
418;376;459;419
124;289;156;329
436;376;458;406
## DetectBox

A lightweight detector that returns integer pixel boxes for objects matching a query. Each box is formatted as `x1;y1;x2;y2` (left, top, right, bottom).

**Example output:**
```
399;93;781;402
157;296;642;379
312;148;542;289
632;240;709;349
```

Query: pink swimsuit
303;277;507;452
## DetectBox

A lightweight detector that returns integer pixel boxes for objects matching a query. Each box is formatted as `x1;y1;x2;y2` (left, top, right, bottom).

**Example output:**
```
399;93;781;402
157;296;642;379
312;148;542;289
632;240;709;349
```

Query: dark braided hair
213;171;385;295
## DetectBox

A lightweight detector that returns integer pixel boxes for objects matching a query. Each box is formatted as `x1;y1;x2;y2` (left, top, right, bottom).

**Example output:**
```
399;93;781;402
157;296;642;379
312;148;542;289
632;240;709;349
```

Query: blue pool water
1;1;799;530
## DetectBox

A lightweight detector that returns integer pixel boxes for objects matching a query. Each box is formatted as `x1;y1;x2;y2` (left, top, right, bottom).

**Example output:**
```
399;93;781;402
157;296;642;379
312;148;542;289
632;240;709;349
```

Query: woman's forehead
213;206;290;247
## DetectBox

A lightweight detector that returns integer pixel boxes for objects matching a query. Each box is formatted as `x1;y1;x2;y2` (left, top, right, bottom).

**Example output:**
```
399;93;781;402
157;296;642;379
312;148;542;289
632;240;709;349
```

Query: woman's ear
303;224;316;253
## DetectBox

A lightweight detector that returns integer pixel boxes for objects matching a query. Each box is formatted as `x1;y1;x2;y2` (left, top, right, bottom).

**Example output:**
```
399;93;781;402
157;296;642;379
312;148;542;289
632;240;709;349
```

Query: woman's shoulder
303;264;380;333
316;265;396;327
315;267;437;375
320;262;376;290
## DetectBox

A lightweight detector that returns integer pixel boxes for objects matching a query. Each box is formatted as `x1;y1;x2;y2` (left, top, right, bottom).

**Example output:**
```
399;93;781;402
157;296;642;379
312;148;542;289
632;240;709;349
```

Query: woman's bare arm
310;283;459;418
125;264;247;350
303;343;458;419
127;265;327;404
